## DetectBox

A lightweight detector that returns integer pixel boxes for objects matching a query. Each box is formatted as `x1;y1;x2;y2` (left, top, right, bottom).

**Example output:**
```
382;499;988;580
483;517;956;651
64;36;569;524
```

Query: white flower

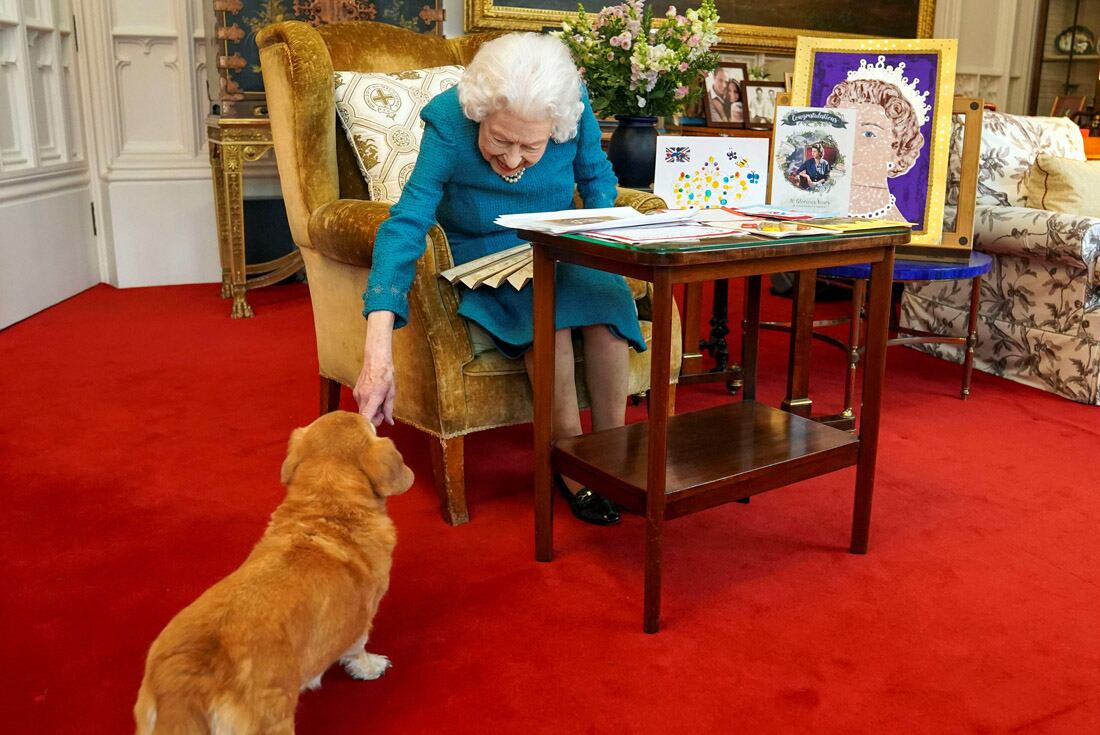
637;95;647;108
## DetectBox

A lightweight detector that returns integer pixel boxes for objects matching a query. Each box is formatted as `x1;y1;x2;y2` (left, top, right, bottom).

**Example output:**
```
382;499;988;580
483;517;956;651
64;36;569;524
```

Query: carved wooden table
526;227;909;633
207;116;303;318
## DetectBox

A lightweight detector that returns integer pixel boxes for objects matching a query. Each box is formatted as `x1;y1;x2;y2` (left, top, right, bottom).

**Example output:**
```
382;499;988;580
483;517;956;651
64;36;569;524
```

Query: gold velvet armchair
257;21;681;525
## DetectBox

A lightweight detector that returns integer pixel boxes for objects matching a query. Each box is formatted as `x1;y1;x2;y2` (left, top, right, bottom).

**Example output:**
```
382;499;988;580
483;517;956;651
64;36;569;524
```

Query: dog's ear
280;427;307;486
360;436;414;497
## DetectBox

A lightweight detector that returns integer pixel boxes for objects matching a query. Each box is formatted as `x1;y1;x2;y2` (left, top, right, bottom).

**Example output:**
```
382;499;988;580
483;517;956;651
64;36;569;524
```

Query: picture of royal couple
746;83;785;128
703;63;747;127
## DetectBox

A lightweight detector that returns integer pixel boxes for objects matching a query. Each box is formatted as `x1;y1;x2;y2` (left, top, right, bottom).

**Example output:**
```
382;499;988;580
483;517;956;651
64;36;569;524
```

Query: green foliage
552;0;721;118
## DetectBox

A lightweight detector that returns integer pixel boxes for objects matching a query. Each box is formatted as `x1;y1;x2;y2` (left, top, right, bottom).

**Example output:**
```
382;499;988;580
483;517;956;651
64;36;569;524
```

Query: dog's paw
343;652;391;681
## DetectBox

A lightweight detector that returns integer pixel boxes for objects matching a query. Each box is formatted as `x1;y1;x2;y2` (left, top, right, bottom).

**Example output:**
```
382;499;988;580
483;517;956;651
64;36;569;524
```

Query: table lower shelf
553;401;860;519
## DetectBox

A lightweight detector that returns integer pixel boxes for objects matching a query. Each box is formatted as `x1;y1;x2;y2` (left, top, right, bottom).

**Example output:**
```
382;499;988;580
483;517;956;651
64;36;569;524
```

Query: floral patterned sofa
900;112;1100;404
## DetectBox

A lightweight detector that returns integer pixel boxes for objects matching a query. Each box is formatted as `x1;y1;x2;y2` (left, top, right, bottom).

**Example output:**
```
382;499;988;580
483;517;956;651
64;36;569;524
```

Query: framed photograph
791;37;958;247
744;81;786;129
1050;95;1086;118
703;62;749;128
466;1;936;53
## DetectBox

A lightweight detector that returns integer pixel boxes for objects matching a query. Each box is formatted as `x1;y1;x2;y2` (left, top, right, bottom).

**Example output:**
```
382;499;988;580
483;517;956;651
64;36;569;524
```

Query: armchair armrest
615;187;667;213
308;199;391;267
975;205;1100;285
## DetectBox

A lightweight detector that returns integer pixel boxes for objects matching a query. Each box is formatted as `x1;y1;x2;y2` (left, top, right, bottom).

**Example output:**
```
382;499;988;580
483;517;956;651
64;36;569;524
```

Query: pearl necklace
849;194;897;219
500;167;526;184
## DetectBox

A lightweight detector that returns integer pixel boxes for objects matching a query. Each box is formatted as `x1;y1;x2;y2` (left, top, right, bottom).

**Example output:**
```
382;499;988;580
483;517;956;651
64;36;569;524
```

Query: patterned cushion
972;112;1085;208
334;66;464;202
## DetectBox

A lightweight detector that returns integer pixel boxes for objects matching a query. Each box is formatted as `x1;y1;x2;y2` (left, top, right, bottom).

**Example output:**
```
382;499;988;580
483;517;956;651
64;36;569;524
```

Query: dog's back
134;574;303;735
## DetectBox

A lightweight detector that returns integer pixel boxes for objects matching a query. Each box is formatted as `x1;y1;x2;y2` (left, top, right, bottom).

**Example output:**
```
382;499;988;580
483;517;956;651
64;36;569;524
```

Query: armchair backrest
948;111;1086;209
258;21;499;248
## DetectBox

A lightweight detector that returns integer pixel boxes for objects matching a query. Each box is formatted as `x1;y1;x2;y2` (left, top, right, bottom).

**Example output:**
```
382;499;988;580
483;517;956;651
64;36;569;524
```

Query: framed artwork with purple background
791;38;957;247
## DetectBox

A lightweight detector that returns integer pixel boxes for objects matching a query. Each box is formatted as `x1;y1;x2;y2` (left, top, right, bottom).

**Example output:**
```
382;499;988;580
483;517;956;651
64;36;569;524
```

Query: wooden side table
207;116;303;318
526;227;908;633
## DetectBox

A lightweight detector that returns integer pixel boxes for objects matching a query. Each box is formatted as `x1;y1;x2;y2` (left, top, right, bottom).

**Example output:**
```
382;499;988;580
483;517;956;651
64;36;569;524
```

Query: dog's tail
133;680;208;735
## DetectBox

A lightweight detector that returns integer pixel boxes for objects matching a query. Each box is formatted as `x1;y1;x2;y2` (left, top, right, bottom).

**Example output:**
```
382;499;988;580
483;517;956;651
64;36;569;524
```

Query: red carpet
2;282;1098;734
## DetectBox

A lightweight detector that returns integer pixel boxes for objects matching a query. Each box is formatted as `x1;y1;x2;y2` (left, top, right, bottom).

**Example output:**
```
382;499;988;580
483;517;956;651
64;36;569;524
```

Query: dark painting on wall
212;0;444;105
718;0;925;39
465;0;934;51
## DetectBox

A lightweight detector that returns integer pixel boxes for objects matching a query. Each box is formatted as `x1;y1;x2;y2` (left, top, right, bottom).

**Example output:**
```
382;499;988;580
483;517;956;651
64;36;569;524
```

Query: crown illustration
846;55;931;127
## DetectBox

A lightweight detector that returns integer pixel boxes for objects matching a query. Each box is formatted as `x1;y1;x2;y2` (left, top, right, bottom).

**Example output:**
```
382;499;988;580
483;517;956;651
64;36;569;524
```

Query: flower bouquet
554;0;721;118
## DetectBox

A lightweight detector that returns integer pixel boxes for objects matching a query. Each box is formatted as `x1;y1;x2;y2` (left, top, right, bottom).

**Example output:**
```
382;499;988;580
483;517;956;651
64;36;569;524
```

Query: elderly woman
354;33;645;526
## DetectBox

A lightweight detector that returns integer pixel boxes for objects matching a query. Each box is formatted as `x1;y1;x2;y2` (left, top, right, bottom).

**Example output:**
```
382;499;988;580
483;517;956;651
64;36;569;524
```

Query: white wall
78;0;220;288
937;0;1039;113
0;0;98;328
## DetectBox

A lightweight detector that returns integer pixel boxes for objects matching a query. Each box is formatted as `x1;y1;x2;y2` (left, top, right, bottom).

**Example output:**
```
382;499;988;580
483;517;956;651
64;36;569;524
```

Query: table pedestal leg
782;269;816;417
208;142;233;300
533;246;556;562
961;274;982;399
644;269;674;634
681;283;703;375
842;279;867;421
851;250;895;554
215;143;253;319
741;275;761;401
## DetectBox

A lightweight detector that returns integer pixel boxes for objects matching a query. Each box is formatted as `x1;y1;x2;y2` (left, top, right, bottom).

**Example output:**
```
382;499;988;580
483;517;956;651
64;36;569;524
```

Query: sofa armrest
975;205;1100;284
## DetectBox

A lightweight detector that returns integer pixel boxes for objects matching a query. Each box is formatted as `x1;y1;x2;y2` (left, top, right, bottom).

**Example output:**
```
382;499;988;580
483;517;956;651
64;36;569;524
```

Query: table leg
208;142;232;300
643;269;674;634
850;249;895;554
741;275;761;402
533;245;557;562
681;282;703;375
842;279;866;421
782;269;816;417
961;274;982;399
699;279;731;373
219;143;253;319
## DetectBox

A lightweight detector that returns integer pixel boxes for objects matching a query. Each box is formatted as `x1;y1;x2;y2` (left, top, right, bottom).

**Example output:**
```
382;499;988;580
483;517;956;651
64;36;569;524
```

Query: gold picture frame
791;36;957;247
464;0;936;52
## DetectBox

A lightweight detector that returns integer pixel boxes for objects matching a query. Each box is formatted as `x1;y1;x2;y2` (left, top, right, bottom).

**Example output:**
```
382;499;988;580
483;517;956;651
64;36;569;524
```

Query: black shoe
553;474;620;525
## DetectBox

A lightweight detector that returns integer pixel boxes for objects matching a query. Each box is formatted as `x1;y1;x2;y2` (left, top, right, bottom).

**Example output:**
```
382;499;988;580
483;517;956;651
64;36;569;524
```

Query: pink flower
674;86;689;99
678;62;689;72
578;67;586;75
665;5;677;18
607;51;615;60
610;34;621;47
687;34;701;47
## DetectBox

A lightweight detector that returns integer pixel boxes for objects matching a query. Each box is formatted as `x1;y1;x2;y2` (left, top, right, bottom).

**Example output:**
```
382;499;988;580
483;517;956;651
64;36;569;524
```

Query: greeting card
653;135;769;210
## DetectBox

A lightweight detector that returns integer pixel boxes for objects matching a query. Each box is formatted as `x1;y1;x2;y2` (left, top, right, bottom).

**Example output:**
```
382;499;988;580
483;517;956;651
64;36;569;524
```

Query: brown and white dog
134;411;414;734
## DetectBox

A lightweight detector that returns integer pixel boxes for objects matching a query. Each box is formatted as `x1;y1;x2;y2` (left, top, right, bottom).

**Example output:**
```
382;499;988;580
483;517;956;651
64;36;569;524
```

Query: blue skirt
457;263;648;359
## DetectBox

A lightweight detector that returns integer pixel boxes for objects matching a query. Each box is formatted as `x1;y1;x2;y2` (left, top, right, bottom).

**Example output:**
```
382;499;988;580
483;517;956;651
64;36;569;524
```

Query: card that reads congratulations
770;107;857;216
653;136;769;210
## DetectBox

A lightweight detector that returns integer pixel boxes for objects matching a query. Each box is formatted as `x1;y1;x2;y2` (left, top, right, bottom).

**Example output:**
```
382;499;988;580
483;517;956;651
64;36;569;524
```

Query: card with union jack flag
664;146;691;163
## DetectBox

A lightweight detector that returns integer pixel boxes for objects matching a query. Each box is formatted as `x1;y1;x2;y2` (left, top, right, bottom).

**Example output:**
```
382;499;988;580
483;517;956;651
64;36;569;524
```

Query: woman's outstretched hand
354;311;397;426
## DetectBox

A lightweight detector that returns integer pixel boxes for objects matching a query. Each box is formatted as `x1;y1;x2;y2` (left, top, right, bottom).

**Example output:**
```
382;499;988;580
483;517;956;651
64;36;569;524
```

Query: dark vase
607;115;658;188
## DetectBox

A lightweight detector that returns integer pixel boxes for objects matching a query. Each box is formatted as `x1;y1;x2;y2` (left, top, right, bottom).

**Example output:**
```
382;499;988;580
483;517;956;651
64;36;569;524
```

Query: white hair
458;33;584;143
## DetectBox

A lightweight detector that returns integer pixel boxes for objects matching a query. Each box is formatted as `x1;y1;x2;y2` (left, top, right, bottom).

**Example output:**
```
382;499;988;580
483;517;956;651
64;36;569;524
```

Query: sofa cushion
1025;155;1100;218
970;112;1085;208
334;66;464;202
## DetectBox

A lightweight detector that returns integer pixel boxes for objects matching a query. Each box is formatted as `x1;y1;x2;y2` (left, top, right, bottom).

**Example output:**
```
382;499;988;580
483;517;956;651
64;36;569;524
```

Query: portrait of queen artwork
791;38;957;247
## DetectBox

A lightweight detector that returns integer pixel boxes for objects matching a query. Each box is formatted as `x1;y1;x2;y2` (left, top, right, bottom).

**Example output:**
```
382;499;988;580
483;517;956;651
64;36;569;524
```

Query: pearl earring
886;161;895;170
